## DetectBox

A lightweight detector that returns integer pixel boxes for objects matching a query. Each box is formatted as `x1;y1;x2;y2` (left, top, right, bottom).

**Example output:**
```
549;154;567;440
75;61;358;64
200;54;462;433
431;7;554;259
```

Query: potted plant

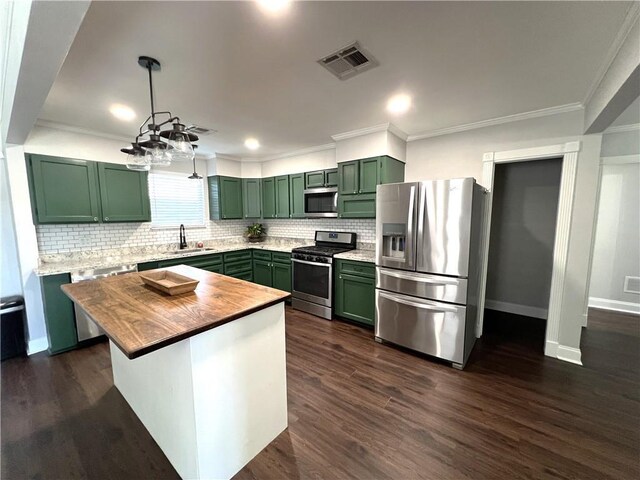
245;223;266;243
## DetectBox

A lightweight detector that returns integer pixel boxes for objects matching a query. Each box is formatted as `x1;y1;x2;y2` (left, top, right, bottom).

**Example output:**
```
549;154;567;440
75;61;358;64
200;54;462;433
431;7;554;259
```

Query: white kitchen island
62;265;289;480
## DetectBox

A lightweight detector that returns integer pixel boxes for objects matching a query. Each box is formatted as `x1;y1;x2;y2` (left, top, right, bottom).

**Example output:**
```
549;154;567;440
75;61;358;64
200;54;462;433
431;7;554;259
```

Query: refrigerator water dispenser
381;223;407;260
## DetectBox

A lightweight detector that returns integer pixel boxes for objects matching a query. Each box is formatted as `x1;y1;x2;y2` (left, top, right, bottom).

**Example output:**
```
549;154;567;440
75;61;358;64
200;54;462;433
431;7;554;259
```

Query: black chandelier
121;56;199;172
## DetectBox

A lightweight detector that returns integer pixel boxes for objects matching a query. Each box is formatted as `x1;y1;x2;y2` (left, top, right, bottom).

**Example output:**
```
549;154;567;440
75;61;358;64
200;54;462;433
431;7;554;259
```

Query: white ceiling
39;1;633;159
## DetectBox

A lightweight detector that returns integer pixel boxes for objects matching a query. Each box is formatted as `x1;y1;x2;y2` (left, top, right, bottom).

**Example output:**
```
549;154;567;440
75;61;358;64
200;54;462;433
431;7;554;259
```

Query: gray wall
485;158;563;315
1;158;23;297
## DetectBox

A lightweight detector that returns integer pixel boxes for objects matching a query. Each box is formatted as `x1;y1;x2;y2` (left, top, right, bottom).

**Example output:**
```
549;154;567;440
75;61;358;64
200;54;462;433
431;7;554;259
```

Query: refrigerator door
417;178;475;277
376;267;468;305
375;289;466;364
375;182;419;271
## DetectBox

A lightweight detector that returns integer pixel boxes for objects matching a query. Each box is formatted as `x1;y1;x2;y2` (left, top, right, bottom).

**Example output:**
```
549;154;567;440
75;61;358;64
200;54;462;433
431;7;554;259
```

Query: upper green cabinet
289;173;305;218
305;168;339;189
242;178;262;219
338;156;405;218
209;176;243;220
28;154;102;224
275;175;290;218
27;154;149;224
262;177;276;218
98;163;150;222
324;168;338;187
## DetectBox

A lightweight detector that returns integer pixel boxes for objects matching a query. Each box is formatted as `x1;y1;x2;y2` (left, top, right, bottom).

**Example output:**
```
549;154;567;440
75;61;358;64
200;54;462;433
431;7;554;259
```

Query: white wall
0;156;22;297
589;127;640;313
405;109;602;351
261;148;336;177
485;158;562;318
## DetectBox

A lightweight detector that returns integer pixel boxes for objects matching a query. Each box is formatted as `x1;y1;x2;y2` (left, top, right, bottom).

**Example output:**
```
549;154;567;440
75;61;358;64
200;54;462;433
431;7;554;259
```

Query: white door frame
476;141;581;361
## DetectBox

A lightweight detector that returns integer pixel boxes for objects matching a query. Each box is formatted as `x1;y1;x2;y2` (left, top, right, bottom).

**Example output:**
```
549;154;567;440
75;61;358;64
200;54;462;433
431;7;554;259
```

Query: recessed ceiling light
245;138;260;150
109;103;136;122
256;0;291;15
386;94;412;115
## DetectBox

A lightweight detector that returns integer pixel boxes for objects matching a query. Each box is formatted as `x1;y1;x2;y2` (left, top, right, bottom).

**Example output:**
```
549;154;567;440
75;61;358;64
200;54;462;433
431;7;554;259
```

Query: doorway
484;158;563;351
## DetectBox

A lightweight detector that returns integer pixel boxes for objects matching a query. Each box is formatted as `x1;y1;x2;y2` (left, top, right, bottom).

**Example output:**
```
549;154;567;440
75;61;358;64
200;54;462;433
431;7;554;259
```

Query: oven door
292;258;332;306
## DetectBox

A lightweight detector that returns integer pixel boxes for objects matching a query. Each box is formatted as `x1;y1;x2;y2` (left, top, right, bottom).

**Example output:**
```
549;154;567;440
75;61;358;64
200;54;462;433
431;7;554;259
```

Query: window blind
148;172;206;227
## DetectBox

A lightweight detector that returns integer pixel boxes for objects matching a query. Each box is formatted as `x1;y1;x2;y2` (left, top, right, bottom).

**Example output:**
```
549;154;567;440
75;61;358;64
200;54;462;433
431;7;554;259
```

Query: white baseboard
27;337;48;355
544;340;582;365
588;297;640;315
557;345;583;365
484;299;547;319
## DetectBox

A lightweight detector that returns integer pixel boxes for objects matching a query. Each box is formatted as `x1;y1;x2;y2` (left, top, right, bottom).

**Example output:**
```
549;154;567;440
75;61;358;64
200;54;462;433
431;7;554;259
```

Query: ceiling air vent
318;42;378;80
186;125;216;136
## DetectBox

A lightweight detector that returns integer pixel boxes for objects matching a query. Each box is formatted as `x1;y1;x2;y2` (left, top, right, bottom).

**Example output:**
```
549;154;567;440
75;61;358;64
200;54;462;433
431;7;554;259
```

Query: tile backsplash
35;218;375;254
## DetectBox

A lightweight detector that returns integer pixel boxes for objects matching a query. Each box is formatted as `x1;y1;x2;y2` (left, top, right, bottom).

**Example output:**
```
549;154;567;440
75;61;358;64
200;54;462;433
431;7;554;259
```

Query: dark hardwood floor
2;307;638;479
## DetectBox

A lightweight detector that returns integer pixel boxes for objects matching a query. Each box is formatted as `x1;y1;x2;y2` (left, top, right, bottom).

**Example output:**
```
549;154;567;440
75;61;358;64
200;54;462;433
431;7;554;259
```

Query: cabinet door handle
339;275;342;279
105;217;109;221
93;217;98;221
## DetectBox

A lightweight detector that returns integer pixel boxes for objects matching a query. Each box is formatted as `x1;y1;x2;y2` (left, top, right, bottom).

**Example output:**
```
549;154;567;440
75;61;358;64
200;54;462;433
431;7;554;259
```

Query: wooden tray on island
139;270;200;295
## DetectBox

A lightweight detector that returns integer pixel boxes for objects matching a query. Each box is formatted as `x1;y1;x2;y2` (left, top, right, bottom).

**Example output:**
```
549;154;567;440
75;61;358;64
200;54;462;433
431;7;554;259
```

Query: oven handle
292;258;332;268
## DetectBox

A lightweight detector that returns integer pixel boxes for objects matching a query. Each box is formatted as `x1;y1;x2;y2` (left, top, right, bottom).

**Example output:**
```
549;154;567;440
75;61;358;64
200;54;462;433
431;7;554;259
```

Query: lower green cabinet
253;259;273;286
251;251;291;293
223;250;253;279
41;273;77;354
334;259;375;326
272;261;292;293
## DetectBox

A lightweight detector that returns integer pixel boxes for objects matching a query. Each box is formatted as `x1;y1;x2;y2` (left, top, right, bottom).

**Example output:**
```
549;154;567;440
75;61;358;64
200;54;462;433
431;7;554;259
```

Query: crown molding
331;123;408;142
582;2;640;107
407;103;584;142
604;123;640;134
35;119;132;143
212;153;241;162
254;142;336;163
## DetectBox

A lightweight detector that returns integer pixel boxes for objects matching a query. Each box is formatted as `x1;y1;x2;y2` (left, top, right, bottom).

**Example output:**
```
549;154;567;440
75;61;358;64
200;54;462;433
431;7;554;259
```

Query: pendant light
122;56;198;170
188;146;202;179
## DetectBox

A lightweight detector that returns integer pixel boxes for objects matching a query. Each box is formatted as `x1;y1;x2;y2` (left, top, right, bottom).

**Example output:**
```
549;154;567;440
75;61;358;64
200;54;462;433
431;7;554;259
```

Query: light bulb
146;147;170;166
169;135;195;161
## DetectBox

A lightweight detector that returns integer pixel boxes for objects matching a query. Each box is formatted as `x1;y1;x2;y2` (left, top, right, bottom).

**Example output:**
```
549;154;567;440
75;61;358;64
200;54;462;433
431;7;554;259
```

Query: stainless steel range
291;231;357;320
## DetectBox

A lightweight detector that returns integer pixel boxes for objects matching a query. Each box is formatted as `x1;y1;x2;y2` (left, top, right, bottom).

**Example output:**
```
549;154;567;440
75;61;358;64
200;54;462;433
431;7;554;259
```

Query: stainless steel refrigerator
375;178;485;369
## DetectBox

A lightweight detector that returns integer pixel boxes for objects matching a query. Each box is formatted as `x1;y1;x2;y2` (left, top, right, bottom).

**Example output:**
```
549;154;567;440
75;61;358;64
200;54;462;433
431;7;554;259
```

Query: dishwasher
70;264;138;341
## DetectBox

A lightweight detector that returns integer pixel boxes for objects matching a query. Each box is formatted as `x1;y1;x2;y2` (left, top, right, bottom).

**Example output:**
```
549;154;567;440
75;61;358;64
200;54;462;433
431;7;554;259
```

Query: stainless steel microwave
304;187;338;217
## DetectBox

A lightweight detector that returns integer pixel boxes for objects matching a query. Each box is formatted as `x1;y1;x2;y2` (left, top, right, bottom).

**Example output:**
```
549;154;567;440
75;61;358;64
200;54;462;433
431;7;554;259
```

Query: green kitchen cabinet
359;157;379;194
41;273;77;354
338;161;359;195
324;168;338;187
28;154;102;224
334;259;375;326
338;156;405;218
157;253;223;272
137;261;159;271
305;170;326;188
251;250;291;294
97;163;150;222
262;177;276;218
223;249;253;280
253;259;273;287
305;168;339;189
289;173;305;218
272;261;292;293
209;176;243;220
275;175;290;218
242;178;262;219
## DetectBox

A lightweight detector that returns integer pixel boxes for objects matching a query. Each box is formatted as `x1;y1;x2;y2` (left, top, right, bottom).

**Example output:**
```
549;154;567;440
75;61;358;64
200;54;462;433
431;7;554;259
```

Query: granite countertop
35;237;377;276
35;237;310;276
334;249;376;263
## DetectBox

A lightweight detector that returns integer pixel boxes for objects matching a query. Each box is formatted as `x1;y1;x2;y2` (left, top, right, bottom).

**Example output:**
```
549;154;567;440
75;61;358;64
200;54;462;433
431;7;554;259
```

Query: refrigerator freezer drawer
376;267;468;304
375;289;466;364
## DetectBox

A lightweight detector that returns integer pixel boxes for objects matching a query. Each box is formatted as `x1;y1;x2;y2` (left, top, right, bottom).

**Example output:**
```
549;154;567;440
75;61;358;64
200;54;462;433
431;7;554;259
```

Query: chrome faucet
179;224;187;249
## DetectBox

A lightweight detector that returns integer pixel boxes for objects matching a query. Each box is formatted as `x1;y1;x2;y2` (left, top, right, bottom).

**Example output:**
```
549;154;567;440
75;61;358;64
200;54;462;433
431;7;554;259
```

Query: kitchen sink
172;248;215;254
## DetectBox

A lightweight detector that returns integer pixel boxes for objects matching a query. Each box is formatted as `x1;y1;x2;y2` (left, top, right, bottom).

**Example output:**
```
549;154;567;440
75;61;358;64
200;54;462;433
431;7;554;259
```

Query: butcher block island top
61;264;291;359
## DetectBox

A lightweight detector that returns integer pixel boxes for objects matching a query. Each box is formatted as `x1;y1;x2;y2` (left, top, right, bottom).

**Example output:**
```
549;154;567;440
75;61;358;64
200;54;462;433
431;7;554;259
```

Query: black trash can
1;295;27;360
